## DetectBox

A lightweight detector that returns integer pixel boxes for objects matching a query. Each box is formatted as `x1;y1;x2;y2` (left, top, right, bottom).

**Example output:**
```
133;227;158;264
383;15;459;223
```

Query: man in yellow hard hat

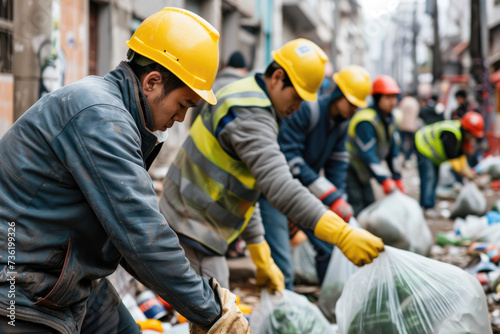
258;65;372;289
159;39;384;294
346;75;405;215
0;8;249;333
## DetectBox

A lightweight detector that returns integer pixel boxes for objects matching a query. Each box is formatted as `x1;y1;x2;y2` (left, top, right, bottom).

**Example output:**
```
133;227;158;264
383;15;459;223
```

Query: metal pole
411;0;420;95
330;0;340;70
431;0;443;85
470;0;492;132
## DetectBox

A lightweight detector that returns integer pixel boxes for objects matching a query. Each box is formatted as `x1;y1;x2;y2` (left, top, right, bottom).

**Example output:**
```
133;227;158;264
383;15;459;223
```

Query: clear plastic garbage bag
250;289;330;334
357;191;433;255
476;156;500;180
450;181;487;219
475;223;500;245
335;246;492;334
291;238;318;285
438;162;456;187
318;218;360;323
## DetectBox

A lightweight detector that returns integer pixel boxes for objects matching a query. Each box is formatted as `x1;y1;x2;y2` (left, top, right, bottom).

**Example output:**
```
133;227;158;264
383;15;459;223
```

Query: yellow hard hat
272;38;328;102
127;7;220;105
333;65;371;108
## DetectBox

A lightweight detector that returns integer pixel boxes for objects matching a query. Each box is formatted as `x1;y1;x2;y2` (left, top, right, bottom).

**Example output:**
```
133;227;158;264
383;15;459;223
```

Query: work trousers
0;278;140;334
345;166;375;216
259;196;334;288
417;151;440;209
181;241;230;289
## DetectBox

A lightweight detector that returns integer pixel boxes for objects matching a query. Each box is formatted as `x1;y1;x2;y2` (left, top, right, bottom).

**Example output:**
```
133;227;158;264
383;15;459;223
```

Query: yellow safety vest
346;108;395;184
415;120;462;165
165;76;274;254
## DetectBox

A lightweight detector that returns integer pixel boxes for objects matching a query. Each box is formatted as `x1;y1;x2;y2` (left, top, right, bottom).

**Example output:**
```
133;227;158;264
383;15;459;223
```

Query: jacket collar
104;62;158;159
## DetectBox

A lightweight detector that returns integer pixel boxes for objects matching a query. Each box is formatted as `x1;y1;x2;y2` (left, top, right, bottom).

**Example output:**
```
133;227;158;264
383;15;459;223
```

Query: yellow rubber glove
449;155;475;179
247;241;285;293
314;211;384;266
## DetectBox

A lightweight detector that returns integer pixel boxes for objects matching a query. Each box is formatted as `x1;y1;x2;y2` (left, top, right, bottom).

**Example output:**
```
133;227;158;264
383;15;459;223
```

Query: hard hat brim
333;72;369;108
295;86;317;102
192;87;217;105
345;93;368;108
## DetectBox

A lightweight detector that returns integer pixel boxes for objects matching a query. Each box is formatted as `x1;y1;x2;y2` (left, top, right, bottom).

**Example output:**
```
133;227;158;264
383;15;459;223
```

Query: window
0;0;12;73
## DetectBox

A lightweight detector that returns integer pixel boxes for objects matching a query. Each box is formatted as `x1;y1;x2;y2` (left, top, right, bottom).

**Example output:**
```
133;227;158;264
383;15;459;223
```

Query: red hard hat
372;75;401;95
461;111;484;138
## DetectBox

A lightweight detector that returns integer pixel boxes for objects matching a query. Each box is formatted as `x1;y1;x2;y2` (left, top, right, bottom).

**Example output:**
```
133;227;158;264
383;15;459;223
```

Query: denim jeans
417;151;440;209
259;196;335;288
345;166;375;217
259;196;294;290
400;131;416;161
299;228;334;285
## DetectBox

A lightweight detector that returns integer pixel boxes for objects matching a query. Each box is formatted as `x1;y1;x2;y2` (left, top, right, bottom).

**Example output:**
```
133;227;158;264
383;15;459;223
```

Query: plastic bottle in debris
476;269;500;292
137;290;168;321
454;216;489;239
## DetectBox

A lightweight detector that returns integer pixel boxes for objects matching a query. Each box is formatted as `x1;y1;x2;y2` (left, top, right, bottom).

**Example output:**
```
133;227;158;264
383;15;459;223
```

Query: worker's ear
269;68;286;90
141;71;163;96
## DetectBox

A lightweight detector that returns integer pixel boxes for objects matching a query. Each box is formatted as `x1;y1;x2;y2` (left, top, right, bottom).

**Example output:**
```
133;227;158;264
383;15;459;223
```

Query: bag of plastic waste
476;155;500;180
291;238;318;285
439;162;456;187
318;218;360;323
336;246;492;334
250;289;330;334
493;199;500;212
475;223;500;245
450;181;487;219
357;191;432;255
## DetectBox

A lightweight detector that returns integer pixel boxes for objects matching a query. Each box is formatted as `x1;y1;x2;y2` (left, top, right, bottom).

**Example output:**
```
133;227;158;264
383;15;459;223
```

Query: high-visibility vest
165;76;275;254
346;108;395;184
415;120;462;165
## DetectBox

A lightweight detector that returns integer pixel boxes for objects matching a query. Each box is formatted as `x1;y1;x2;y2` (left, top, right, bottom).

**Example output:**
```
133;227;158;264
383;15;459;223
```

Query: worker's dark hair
373;93;382;106
128;50;186;97
264;61;293;89
455;89;467;99
373;92;402;107
227;51;247;69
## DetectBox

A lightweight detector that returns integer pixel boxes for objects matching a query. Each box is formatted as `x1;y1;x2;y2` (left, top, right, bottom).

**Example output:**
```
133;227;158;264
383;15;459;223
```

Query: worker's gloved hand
394;179;406;194
314;211;384;266
190;278;251;334
247;241;285;293
449;155;475;180
381;178;397;194
329;198;354;221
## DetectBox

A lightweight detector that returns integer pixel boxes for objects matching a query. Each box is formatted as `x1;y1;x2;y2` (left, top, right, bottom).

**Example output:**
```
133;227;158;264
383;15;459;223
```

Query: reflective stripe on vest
346;108;394;183
166;76;274;254
415;120;461;165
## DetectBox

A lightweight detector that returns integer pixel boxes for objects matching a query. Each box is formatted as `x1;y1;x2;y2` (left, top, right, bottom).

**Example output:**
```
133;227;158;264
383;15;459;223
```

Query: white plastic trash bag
438;162;456;187
336;246;492;334
357;191;433;255
250;289;330;334
450;181;487;219
318;218;360;322
475;223;500;245
476;155;500;180
291;238;318;285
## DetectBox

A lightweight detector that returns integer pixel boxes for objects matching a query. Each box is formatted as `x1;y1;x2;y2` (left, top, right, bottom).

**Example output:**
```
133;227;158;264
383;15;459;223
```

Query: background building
0;0;366;139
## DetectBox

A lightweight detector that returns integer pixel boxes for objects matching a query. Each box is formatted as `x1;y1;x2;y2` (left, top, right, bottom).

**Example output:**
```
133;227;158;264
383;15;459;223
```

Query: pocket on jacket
34;237;91;309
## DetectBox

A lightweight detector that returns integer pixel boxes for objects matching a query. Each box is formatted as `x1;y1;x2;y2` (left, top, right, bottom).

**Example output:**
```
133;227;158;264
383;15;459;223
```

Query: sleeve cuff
308;176;336;199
